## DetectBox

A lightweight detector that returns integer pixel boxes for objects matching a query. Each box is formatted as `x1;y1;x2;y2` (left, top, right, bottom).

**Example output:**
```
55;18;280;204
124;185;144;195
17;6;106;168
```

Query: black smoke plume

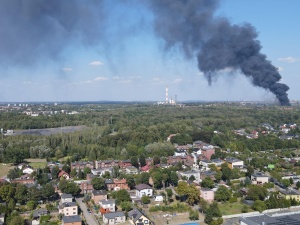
147;0;290;105
0;0;105;66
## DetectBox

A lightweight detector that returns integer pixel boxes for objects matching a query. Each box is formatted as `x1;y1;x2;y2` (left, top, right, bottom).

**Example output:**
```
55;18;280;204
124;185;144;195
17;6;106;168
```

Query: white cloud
112;76;120;80
94;76;108;81
174;78;183;84
61;68;73;72
278;57;300;63
277;67;284;72
152;77;161;82
89;61;103;66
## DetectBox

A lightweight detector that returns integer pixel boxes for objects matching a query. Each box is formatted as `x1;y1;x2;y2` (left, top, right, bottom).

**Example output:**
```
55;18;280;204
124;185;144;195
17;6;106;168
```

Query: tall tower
166;86;169;104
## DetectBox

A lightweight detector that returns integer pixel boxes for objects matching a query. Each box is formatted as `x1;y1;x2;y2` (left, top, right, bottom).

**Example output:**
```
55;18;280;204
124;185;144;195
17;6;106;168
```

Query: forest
1;103;300;164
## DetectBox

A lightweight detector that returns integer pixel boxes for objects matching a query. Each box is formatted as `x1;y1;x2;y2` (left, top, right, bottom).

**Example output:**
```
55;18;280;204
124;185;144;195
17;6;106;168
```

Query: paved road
76;197;99;225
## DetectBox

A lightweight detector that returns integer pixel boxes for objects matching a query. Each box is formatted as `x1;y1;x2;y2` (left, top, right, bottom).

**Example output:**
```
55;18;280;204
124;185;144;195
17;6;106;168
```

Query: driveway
76;197;99;225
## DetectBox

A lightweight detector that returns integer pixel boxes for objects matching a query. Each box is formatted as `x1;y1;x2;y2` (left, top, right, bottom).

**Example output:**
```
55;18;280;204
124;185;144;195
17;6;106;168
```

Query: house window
145;220;149;224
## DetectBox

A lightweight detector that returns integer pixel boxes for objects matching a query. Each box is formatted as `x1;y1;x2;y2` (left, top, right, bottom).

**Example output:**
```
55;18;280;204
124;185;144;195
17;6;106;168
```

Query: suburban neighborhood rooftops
92;190;107;196
103;212;125;219
135;184;151;191
62;215;81;223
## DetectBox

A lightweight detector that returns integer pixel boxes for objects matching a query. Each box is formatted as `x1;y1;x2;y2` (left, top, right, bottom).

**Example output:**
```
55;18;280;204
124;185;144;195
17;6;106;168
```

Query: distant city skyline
0;0;299;103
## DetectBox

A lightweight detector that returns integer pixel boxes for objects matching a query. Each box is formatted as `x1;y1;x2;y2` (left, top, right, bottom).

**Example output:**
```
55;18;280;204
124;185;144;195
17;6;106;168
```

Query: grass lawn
40;215;51;223
0;163;14;178
218;201;252;215
25;158;47;169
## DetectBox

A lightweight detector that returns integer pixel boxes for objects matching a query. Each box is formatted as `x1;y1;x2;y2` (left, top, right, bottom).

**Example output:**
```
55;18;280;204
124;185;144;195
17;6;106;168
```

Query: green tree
0;184;15;202
7;214;24;225
120;201;133;212
26;200;37;210
189;209;199;220
201;177;215;189
112;189;131;204
131;156;139;168
215;185;231;202
15;184;28;204
252;200;266;213
205;202;222;224
139;154;146;167
42;183;55;199
91;177;105;190
169;171;179;186
176;182;200;205
247;185;268;201
141;196;151;204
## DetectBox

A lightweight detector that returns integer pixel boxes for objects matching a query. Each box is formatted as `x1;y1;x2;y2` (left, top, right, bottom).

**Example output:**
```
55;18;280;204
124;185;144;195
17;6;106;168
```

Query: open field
218;201;252;215
6;125;88;136
0;163;14;178
25;158;47;169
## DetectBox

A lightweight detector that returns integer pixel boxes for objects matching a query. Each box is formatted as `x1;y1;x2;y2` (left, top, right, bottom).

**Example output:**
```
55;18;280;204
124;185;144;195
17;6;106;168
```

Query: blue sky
0;0;299;103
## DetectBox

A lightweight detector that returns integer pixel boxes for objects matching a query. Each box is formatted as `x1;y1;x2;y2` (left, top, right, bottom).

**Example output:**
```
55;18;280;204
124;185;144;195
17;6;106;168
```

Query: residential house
23;166;34;174
251;172;269;185
58;171;70;180
135;184;153;198
118;160;132;168
103;212;126;225
280;189;300;202
61;194;73;203
12;174;35;185
128;208;152;225
106;178;129;191
71;161;94;171
201;147;215;160
91;168;112;176
59;202;78;216
91;190;107;204
145;157;153;165
125;166;139;175
200;170;217;181
95;160;119;169
200;188;214;203
99;199;116;215
225;157;244;169
32;208;48;220
78;181;94;194
62;215;82;225
179;170;201;183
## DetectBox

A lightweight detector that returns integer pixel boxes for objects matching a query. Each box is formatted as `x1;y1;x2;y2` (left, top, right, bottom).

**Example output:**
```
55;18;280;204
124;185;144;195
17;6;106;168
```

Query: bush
189;209;199;220
149;203;190;213
229;197;237;203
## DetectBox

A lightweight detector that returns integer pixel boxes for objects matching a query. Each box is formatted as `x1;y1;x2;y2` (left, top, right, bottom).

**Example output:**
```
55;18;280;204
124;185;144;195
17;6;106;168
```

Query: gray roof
104;212;125;219
128;208;144;223
61;193;73;199
240;213;300;225
135;184;151;191
252;172;268;178
59;202;77;209
62;215;81;223
33;208;48;218
92;190;107;196
99;199;115;205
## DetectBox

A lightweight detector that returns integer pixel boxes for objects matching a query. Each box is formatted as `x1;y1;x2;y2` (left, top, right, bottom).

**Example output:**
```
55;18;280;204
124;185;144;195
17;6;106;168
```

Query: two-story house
135;184;153;198
61;194;73;203
106;178;129;191
99;199;116;215
59;202;78;216
128;208;152;225
251;172;269;185
91;190;107;204
62;215;82;225
103;212;126;225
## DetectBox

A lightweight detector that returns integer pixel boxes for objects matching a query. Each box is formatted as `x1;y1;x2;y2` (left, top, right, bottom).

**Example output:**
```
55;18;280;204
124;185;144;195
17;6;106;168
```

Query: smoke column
147;0;290;105
0;0;105;66
0;0;290;105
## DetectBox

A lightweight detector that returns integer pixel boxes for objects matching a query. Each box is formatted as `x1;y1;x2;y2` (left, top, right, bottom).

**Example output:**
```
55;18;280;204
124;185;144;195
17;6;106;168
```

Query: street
76;197;99;225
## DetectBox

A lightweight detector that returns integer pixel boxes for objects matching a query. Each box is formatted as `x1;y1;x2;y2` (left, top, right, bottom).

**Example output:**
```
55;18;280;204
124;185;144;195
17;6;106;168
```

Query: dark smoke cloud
0;0;290;105
147;0;290;105
0;0;105;66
